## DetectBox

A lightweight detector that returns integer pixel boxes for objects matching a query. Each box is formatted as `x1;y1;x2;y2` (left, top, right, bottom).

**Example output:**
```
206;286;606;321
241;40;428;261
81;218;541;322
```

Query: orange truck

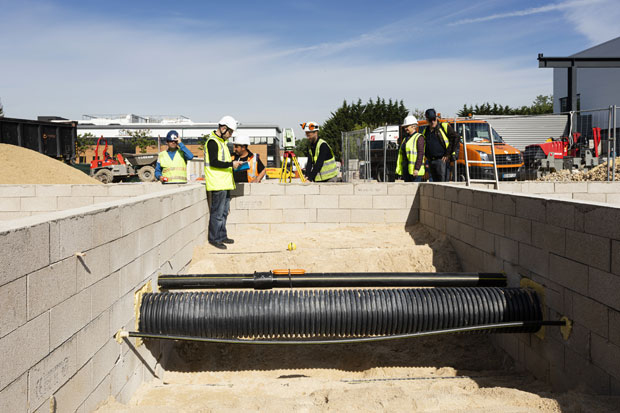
417;118;524;181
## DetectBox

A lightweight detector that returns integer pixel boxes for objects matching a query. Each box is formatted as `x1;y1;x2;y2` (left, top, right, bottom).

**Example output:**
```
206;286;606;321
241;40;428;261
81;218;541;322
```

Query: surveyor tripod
279;150;306;183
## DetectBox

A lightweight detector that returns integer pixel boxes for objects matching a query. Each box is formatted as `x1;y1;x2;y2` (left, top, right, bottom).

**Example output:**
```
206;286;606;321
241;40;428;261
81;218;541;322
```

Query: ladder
462;121;500;189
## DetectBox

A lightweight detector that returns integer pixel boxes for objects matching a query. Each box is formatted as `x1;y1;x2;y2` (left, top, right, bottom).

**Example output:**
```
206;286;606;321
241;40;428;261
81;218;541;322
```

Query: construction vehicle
368;126;400;181
522;128;602;179
417;118;524;181
90;137;159;183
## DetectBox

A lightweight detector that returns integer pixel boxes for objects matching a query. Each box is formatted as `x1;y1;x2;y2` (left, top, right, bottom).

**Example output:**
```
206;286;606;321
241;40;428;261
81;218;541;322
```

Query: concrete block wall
419;183;620;395
0;184;208;412
227;182;420;232
0;183;186;220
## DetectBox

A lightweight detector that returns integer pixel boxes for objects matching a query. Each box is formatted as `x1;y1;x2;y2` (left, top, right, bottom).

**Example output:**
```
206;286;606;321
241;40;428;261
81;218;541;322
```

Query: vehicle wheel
94;169;113;184
138;166;156;182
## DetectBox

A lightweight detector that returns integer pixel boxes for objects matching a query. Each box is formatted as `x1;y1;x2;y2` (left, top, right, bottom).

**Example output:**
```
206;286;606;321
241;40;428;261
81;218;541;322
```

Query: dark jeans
403;175;423;182
207;190;230;243
429;159;448;182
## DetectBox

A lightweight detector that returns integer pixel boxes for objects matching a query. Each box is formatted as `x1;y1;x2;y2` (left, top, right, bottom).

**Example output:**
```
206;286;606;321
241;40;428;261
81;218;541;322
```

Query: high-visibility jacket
309;139;338;181
204;132;235;191
158;150;188;183
246;154;259;182
395;133;425;176
422;122;450;151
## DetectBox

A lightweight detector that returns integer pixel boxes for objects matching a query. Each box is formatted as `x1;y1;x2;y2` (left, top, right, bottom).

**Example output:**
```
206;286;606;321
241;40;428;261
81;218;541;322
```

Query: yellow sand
95;225;620;412
0;143;100;184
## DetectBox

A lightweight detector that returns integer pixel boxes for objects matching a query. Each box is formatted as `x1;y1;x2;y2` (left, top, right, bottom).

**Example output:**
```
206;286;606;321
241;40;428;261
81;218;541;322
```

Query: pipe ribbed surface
139;287;542;339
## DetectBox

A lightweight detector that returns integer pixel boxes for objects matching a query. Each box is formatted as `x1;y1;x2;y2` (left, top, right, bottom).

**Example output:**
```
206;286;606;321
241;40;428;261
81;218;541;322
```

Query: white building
553;36;620;113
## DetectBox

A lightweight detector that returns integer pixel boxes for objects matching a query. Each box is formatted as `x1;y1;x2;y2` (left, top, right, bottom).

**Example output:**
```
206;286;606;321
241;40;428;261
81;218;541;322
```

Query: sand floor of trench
96;225;620;412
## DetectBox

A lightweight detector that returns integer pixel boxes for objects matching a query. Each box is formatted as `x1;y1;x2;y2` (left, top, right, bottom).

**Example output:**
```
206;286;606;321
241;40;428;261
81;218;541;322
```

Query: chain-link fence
341;128;370;182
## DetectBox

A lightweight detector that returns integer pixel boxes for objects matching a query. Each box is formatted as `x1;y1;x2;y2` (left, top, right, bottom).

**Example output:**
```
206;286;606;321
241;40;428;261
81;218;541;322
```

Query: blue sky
1;0;619;131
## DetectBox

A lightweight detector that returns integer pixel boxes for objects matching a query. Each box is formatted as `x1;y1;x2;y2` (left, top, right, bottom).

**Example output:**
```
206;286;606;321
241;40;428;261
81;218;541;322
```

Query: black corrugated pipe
158;271;507;290
139;287;542;340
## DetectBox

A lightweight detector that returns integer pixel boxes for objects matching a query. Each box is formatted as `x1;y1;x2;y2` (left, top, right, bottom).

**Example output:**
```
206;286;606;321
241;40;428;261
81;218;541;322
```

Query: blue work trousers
208;190;230;243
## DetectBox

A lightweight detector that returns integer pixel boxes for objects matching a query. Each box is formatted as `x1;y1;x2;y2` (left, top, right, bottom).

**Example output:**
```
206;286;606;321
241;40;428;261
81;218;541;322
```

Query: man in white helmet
395;115;425;182
204;115;242;249
301;121;338;182
232;134;266;183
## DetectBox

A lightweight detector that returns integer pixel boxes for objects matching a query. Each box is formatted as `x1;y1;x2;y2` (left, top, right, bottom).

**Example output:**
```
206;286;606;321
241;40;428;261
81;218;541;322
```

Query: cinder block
108;231;139;273
548;254;588;295
493;193;516;216
546;200;575;230
57;196;95;210
339;195;372;209
572;293;609;338
474;229;495;253
0;211;31;220
137;224;157;256
27;257;77;320
350;209;385;223
53;360;93;413
407;195;420;209
457;188;474;207
283;209;316;223
555;182;588;193
519;243;549;277
610;309;620;347
108;292;134;336
76;244;111;290
317;209;351;223
0;185;35;197
50;289;91;349
428;197;440;213
373;195;406;209
589;268;620;311
91;207;122;246
0;198;20;212
117;363;143;404
248;209;283;224
465;206;483;228
82;374;111;413
523;341;550;381
0;222;50;286
419;210;434;228
524;182;554;194
451;203;467;224
588;182;620;194
433;213;446;233
120;201;149;236
270;195;305;209
546;193;574;200
285;184;319;195
505;215;532;244
387;183;419;195
50;215;94;263
227;209;248;224
420;195;429;211
483;210;505;236
233;223;270;233
249;184;285;195
0;277;26;338
354;183;387;195
584;206;620;241
565;230;610;271
77;311;110;367
20;196;58;212
89;272;119;317
91;340;118;393
564;347;610;394
0;312;49;390
269;223;306;233
71;185;106;197
433;185;446;200
319;184;354;195
35;185;72;197
28;336;77;411
515;196;546;223
385;209;413;224
498;182;523;193
458;222;476;246
107;184;144;197
305;195;338;209
605;193;620;205
531;223;566;256
305;223;339;231
591;332;620;380
494;236;518;264
574;193;607;203
233;196;270;210
0;373;27;413
471;190;492;211
444;186;458;202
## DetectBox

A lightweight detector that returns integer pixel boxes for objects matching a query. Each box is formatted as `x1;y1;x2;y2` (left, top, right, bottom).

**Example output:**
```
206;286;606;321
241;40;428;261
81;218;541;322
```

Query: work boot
222;238;235;244
209;241;227;250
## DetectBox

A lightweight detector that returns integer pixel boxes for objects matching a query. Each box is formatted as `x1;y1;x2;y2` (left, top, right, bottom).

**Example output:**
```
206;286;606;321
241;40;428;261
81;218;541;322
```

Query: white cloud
561;0;620;45
0;3;551;135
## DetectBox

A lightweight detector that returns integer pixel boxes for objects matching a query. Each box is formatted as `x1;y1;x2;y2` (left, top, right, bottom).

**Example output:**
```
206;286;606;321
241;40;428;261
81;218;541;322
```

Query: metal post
567;66;577;112
608;106;612;181
383;124;387;182
365;127;370;181
341;132;346;182
613;105;617;182
463;124;470;186
488;123;499;189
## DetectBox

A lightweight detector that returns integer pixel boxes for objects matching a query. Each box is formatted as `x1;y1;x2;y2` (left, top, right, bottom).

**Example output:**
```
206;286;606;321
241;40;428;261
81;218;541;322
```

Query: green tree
457;95;553;116
296;97;409;160
0;98;4;117
121;129;155;154
76;132;95;162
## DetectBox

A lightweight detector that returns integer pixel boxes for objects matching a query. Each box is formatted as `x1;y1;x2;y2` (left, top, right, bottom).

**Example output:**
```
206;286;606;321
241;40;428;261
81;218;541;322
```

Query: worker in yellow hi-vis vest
302;121;338;182
204;116;243;250
155;130;194;183
395;115;425;182
422;109;460;182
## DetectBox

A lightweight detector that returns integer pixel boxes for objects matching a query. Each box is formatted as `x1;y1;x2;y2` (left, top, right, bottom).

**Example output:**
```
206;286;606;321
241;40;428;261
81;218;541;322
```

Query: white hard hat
233;135;250;146
218;115;238;131
300;121;320;132
402;115;418;126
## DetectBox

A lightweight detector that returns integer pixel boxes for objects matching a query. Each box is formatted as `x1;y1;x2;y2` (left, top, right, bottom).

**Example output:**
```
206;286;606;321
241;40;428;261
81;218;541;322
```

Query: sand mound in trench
0;143;100;184
94;225;620;413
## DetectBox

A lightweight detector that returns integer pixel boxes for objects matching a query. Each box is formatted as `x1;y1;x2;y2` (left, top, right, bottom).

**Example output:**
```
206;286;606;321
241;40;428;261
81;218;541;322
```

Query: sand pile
536;157;620;182
0;143;100;184
95;225;620;413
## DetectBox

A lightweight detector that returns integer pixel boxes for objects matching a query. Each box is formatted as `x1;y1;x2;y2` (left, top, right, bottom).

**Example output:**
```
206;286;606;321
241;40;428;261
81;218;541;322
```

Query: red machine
89;136;159;183
89;137;126;170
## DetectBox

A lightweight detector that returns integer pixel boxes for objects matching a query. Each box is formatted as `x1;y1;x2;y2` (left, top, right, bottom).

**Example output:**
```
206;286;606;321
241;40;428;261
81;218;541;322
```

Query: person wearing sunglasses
302;121;338;182
204;115;243;249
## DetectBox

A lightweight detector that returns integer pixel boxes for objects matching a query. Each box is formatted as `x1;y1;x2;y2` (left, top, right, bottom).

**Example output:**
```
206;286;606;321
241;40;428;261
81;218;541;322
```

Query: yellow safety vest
396;133;425;176
158;150;188;183
309;139;338;181
247;154;259;182
422;122;450;150
204;132;235;191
